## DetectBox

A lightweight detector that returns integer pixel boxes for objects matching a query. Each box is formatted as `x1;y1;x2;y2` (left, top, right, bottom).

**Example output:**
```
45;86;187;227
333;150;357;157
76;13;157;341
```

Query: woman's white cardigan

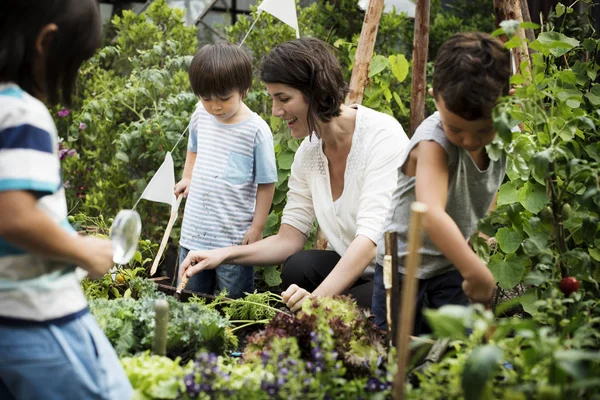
281;105;409;278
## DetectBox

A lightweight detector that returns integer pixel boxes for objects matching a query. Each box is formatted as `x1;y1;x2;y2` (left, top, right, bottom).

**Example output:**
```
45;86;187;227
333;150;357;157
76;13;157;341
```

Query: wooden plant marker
152;299;169;356
384;231;399;346
150;193;184;276
394;202;428;400
383;254;393;346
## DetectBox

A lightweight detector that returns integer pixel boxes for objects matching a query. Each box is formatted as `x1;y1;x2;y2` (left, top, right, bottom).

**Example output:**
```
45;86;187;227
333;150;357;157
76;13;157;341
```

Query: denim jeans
372;263;469;335
178;247;254;299
0;312;132;400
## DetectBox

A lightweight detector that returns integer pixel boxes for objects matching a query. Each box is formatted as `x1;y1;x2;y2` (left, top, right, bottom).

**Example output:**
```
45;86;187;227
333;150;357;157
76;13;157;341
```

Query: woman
179;37;409;311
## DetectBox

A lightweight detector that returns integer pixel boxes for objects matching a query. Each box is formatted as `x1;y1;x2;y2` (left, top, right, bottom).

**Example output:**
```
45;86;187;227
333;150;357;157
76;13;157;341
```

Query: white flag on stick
140;151;176;207
258;0;300;38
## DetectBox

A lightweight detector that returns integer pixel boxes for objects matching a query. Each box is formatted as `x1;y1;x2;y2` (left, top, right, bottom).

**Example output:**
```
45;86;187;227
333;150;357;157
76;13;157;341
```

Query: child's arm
0;191;114;279
415;141;496;304
174;150;197;197
242;183;275;245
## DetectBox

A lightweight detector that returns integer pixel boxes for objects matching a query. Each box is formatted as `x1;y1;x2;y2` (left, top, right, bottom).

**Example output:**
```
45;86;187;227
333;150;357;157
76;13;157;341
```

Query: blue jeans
372;264;469;335
0;311;132;400
178;247;254;299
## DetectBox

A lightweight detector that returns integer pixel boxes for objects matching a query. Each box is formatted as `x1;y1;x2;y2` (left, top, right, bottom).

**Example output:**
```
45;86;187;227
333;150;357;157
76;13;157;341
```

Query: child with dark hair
372;32;511;334
178;37;409;311
0;0;132;398
174;42;277;298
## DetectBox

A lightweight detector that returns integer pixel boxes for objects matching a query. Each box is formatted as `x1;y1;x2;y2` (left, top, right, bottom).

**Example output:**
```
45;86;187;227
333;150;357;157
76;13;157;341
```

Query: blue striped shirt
0;83;87;322
180;103;277;251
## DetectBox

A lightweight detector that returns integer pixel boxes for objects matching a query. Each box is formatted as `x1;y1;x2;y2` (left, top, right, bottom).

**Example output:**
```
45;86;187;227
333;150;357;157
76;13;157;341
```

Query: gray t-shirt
376;112;506;279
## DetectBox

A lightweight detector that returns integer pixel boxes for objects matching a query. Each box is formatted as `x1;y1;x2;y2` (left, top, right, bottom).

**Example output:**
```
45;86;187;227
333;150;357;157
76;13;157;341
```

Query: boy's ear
508;88;516;96
428;87;434;97
36;23;58;57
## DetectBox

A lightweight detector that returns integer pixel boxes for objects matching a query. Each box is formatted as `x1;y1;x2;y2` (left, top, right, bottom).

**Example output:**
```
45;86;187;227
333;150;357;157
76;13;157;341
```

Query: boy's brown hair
259;37;348;138
433;32;511;121
188;42;253;98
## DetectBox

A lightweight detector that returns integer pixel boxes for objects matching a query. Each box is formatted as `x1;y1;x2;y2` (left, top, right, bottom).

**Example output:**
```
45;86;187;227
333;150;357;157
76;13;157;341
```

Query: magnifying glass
109;209;142;264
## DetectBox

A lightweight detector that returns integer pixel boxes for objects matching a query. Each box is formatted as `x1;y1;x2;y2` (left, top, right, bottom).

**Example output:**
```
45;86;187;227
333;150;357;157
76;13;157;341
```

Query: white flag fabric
358;0;415;18
258;0;300;38
140;151;176;207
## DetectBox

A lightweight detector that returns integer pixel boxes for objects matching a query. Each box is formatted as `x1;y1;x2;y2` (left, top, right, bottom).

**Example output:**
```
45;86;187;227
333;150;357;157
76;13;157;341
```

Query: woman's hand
178;247;229;280
281;284;312;312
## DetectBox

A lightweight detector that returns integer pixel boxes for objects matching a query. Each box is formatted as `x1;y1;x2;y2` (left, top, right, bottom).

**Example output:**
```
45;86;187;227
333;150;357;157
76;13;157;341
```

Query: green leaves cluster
89;280;233;358
480;8;600;300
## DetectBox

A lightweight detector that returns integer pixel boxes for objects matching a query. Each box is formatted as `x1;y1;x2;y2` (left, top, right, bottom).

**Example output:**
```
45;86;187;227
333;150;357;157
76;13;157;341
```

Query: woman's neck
318;104;357;151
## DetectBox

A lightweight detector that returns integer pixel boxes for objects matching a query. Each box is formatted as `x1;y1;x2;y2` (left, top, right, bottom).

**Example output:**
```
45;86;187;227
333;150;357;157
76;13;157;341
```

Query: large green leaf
489;255;525;289
368;55;389;78
496;227;522;253
462;345;503;400
497;182;520;206
518;182;548;214
389;54;409;83
530;32;580;57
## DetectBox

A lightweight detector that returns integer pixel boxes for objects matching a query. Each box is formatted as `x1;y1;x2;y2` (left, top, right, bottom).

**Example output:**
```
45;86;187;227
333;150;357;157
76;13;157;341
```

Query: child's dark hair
0;0;102;106
189;42;253;98
259;37;348;138
433;32;511;121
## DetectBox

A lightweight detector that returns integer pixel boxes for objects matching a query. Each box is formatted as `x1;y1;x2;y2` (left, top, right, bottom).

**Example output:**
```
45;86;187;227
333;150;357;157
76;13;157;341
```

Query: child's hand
462;267;496;305
282;284;312;312
242;225;263;245
78;236;114;279
174;178;191;198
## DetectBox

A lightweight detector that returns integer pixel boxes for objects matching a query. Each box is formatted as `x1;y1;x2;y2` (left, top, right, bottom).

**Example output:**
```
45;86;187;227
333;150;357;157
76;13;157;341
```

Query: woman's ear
428;87;434;97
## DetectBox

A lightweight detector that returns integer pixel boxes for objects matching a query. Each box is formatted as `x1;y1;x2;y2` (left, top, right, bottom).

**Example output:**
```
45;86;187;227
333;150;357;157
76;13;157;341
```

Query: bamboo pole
408;0;431;136
394;202;428;400
383;254;393;346
150;194;184;276
345;0;385;105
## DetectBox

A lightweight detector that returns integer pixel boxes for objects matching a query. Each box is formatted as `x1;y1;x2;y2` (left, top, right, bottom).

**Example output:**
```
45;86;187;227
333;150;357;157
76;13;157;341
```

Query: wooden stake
385;231;400;345
345;0;385;105
150;194;184;276
383;254;393;346
493;0;531;78
408;0;431;136
394;202;428;400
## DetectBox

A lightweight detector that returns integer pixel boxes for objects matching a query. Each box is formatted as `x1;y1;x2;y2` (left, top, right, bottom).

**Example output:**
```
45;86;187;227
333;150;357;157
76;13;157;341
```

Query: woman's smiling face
265;83;310;139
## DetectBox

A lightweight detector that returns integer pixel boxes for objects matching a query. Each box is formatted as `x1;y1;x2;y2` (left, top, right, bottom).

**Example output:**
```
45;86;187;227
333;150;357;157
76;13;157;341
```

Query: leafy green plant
407;304;600;400
479;7;600;308
121;352;193;400
89;281;233;358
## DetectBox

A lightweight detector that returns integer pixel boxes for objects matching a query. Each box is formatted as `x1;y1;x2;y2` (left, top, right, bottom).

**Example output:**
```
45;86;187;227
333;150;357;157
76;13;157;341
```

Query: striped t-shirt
180;103;277;251
0;83;87;322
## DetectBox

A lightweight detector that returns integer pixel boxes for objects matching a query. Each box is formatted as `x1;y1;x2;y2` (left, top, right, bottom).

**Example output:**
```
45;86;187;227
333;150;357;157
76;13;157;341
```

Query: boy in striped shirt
174;42;277;298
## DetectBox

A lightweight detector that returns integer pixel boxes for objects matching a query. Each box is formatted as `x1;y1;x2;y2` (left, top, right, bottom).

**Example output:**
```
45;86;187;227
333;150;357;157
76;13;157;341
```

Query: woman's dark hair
188;42;253;98
0;0;102;106
259;37;348;137
433;32;511;121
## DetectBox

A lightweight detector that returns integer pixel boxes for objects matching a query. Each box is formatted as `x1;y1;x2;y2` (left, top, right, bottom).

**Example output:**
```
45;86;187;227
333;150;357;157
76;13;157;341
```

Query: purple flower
59;149;68;160
58;109;70;117
79;122;87;130
67;149;77;157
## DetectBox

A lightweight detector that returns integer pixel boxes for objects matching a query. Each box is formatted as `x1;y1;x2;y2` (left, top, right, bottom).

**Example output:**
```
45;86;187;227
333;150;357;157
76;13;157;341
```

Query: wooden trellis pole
494;0;532;77
408;0;431;137
345;0;385;105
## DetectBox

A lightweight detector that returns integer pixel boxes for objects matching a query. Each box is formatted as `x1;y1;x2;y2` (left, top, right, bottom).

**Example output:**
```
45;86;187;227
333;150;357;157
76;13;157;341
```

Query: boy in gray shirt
372;32;511;334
